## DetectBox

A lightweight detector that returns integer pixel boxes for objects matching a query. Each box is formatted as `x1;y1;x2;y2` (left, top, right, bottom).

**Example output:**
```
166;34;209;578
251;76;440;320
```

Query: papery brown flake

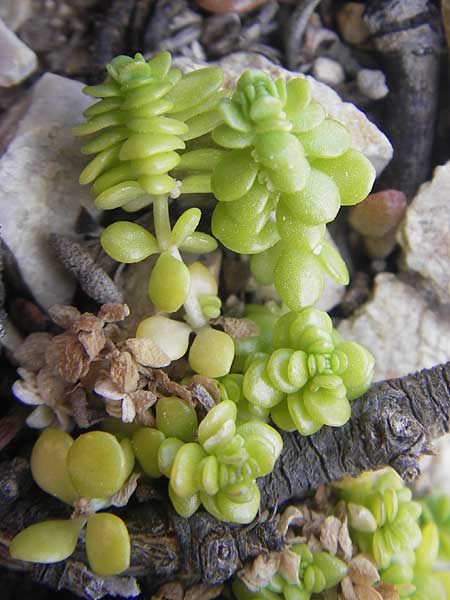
110;351;139;393
279;505;306;539
342;576;358;600
320;516;342;556
69;387;107;429
338;515;354;562
277;548;300;585
98;303;130;323
46;333;90;383
36;367;69;407
152;369;193;404
354;583;383;600
211;316;259;340
129;389;157;426
110;473;140;507
124;338;171;368
189;375;221;404
348;555;380;586
238;552;280;592
375;583;399;600
13;332;53;371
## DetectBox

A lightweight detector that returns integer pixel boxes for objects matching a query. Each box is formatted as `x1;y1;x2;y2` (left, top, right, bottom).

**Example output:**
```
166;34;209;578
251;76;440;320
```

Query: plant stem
153;194;171;251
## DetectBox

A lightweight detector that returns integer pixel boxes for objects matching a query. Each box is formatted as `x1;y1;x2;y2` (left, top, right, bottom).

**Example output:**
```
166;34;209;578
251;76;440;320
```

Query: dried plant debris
11;303;221;430
50;233;124;305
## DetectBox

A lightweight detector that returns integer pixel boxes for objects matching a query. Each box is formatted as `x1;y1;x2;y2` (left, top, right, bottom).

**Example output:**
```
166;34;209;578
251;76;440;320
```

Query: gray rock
338;273;450;381
174;52;393;176
0;73;94;310
312;57;345;86
357;68;389;100
398;160;450;305
0;17;37;86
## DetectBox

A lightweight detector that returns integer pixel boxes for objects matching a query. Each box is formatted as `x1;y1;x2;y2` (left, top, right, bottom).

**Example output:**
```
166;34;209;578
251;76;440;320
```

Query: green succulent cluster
233;307;374;435
337;469;423;570
74;52;225;210
9;429;133;576
208;70;376;310
133;399;282;524
233;543;347;600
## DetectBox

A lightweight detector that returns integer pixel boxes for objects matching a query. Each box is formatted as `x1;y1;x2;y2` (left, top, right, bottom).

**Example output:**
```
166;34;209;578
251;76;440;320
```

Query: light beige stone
399;160;450;304
0;73;94;309
338;273;450;381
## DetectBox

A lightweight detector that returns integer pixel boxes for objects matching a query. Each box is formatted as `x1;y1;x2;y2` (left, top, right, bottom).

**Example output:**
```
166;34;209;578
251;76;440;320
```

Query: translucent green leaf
189;328;235;378
9;519;84;563
132;427;166;478
176;148;226;171
72;111;123;136
255;131;310;193
274;245;324;310
290;101;326;133
317;240;349;285
182;110;224;141
81;126;128;155
180;174;211;194
101;221;159;263
147;51;172;79
85;513;130;576
169;484;201;518
92;164;134;195
287;392;322;436
276;201;326;248
303;375;350;427
119;132;185;160
170;208;201;247
250;241;284;286
297;119;351;158
211;149;259;202
139;173;176;195
171;443;206;498
95;181;146;210
179;232;218;253
82;79;120;98
165;67;224;113
220;99;252;132
127;116;188;135
243;359;285;409
311;149;376;206
280;168;341;225
336;341;374;400
148;253;191;312
156;397;198;442
83;97;121;118
121;80;175;109
79;144;121;185
284;78;311;121
212;124;255;148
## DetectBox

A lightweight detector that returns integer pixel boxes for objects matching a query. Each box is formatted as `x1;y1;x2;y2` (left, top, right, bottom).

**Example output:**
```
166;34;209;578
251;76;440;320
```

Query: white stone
0;17;37;87
357;68;389;100
312;57;345;86
338;273;450;381
0;0;31;31
174;52;393;176
0;73;95;310
398;160;450;305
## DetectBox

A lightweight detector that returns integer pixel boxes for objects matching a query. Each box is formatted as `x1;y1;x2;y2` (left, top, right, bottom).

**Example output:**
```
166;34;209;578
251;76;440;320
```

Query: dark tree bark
364;0;442;200
1;362;450;599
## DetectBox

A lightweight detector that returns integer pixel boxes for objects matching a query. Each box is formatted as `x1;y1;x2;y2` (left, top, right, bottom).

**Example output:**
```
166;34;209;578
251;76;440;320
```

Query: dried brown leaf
78;329;106;360
184;584;224;600
75;313;103;333
46;333;90;383
375;583;399;600
69;387;106;429
26;405;56;429
211;316;259;340
12;378;41;406
110;473;140;507
122;395;137;423
110;351;139;393
14;332;53;371
152;369;193;404
339;515;354;562
152;582;184;600
354;584;383;600
320;516;342;555
129;389;157;426
189;383;216;413
98;303;130;323
48;305;81;329
342;576;358;600
307;533;322;553
189;375;221;404
105;398;123;419
124;338;170;368
348;555;380;586
36;367;69;407
278;549;301;585
72;498;98;518
238;553;281;592
279;505;306;538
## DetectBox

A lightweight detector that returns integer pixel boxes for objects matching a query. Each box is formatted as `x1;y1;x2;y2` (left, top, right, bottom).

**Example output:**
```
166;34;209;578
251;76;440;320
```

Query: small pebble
336;2;370;46
312;56;345;86
357;68;388;100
